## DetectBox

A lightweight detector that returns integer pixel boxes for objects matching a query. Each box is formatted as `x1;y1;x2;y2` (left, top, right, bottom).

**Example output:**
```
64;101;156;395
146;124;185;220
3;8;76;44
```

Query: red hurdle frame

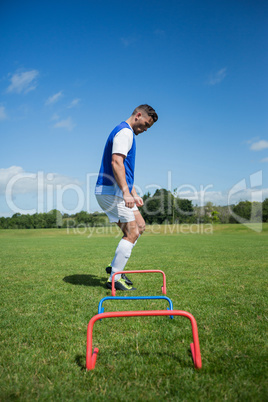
86;310;202;370
111;270;167;296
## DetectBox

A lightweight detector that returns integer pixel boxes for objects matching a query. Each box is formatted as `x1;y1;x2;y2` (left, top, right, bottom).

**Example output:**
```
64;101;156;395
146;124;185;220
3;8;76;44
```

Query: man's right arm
111;153;135;208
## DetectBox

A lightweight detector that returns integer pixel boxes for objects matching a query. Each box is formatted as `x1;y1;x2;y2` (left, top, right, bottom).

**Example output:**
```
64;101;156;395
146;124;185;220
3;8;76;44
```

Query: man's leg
109;220;139;283
96;194;140;290
99;194;146;290
116;210;145;268
106;211;146;285
133;209;146;241
109;211;145;278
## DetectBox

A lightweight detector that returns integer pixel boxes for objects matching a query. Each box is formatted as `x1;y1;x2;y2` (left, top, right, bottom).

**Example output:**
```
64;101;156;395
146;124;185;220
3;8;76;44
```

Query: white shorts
96;194;138;223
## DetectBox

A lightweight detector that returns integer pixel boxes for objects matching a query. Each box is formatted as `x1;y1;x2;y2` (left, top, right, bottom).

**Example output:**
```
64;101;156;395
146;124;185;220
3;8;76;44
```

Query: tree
229;201;262;223
140;189;172;224
75;211;93;225
140;189;194;224
262;198;268;222
46;210;62;228
211;210;220;223
174;198;194;222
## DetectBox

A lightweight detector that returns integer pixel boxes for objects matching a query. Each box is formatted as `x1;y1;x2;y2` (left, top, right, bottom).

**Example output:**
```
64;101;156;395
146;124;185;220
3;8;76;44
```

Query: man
95;104;158;291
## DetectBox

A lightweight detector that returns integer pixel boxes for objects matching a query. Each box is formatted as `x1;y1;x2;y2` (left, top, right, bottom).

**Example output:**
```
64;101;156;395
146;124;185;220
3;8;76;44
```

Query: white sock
109;239;134;281
108;236;139;265
133;235;140;247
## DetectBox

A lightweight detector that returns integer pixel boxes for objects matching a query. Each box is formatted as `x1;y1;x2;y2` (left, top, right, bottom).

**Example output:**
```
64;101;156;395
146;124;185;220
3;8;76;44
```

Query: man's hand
133;196;144;207
123;192;135;209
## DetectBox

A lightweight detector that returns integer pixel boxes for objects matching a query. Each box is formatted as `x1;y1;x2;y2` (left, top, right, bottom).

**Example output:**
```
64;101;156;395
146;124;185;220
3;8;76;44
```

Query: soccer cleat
121;273;133;286
105;265;133;286
106;277;136;291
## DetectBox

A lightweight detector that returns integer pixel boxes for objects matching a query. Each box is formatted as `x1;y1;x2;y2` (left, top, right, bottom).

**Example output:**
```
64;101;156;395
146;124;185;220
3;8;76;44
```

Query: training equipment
86;310;202;370
85;269;202;371
98;295;174;318
110;269;166;296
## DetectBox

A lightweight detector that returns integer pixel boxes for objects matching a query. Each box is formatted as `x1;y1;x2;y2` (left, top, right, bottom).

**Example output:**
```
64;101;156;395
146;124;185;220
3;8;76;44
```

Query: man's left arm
131;186;144;207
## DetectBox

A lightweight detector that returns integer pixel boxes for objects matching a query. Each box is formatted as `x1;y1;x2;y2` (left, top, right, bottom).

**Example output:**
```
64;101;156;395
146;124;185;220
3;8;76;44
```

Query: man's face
133;112;154;135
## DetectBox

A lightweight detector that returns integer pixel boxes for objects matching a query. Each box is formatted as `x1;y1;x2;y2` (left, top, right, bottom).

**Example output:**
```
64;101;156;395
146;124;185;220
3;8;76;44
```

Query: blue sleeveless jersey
96;122;136;194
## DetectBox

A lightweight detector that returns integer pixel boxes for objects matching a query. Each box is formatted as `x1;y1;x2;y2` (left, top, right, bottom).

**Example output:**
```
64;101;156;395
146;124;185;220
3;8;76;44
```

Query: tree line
140;189;268;224
0;189;267;229
0;210;108;229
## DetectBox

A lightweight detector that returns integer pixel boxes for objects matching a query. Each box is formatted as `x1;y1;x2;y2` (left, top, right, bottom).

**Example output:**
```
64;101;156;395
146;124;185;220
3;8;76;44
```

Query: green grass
0;224;267;401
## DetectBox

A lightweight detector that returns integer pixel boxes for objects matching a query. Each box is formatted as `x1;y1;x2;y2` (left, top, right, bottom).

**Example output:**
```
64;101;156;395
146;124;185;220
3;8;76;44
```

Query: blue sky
0;0;267;217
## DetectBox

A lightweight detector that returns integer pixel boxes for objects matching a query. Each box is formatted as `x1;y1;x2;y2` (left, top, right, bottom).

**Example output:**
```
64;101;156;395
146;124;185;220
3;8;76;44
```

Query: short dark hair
132;104;158;122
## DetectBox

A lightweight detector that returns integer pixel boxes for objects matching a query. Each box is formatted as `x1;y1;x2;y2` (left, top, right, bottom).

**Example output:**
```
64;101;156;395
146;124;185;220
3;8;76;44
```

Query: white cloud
54;117;75;131
45;91;63;105
7;70;39;94
150;171;265;209
121;36;137;47
0;106;8;120
51;113;60;121
0;166;24;193
207;68;227;85
0;166;81;196
67;98;81;108
177;186;267;206
0;166;35;196
250;140;268;151
0;166;84;215
260;157;268;163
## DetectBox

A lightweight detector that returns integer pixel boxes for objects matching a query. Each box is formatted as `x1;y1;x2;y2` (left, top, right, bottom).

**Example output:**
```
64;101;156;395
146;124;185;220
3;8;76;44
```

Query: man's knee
133;210;146;236
138;221;146;235
130;224;140;242
121;221;140;243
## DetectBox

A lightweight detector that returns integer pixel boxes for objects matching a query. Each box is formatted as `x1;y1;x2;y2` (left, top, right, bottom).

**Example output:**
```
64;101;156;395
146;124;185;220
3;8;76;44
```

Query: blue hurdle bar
98;296;174;318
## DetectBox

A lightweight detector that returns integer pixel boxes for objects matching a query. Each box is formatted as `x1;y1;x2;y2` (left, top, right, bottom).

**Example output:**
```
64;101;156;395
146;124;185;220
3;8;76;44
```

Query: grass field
0;224;267;401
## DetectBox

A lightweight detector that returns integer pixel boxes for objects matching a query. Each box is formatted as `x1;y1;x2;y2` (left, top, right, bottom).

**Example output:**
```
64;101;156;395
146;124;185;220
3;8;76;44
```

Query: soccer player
95;105;158;290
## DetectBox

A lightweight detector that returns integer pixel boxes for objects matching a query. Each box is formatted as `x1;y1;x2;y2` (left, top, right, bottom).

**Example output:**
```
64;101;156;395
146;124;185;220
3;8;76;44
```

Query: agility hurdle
86;310;202;370
98;296;174;318
111;270;167;296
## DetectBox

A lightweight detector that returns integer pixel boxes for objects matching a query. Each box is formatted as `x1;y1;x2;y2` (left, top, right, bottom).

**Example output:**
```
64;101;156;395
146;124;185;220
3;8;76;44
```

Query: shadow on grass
63;274;107;288
75;354;86;371
75;350;190;372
